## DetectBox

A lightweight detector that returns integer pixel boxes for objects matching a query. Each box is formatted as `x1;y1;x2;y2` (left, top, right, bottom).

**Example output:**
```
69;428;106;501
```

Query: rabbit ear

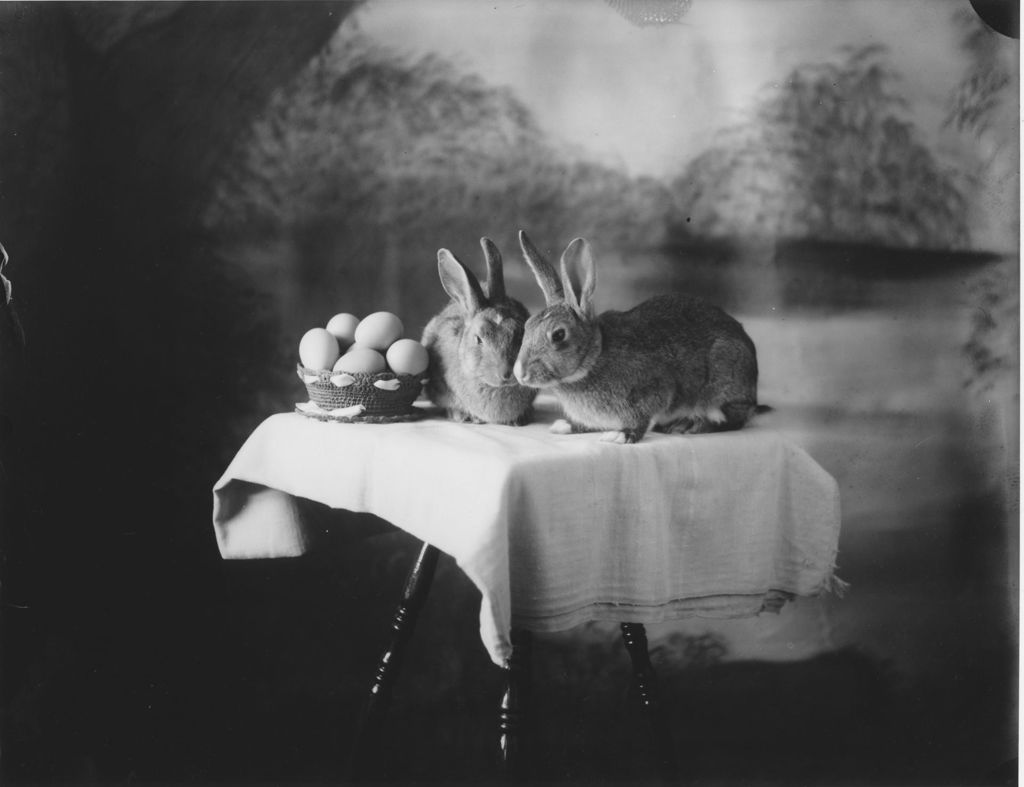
480;237;505;301
437;249;485;314
559;238;596;317
518;230;564;306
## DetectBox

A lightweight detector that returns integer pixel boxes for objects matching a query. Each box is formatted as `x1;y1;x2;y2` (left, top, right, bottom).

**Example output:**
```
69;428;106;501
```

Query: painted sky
356;0;973;178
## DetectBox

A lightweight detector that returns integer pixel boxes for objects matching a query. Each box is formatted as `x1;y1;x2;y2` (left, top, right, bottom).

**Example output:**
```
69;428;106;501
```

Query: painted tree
204;24;672;254
944;7;1018;252
945;9;1016;139
673;44;969;249
944;10;1018;415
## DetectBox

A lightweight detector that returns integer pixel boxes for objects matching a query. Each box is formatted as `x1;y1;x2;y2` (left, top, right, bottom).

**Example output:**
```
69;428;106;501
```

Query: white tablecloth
212;397;841;666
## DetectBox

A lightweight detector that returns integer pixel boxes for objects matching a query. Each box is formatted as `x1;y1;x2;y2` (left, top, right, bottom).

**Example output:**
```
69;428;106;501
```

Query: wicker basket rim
296;363;426;382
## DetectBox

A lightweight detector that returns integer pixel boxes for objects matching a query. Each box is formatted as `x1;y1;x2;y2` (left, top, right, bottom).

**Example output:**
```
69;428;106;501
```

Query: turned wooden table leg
498;627;533;777
348;541;440;780
620;622;679;782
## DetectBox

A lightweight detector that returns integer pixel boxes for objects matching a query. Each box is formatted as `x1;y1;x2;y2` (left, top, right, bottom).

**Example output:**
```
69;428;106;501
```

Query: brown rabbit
513;231;763;443
422;238;537;425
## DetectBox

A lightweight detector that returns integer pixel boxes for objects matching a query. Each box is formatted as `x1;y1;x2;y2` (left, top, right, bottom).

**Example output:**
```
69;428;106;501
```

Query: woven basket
296;363;425;419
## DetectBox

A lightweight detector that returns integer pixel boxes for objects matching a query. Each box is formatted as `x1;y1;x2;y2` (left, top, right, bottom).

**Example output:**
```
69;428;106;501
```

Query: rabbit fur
513;231;762;444
422;237;537;425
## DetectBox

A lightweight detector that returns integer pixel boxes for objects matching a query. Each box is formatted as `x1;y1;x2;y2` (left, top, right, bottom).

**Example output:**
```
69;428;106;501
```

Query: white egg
354;311;404;352
386;339;429;376
299;328;340;370
333;346;387;375
325;313;360;350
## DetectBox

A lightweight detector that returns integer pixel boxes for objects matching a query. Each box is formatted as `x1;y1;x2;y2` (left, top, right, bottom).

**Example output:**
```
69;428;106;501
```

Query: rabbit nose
501;367;515;383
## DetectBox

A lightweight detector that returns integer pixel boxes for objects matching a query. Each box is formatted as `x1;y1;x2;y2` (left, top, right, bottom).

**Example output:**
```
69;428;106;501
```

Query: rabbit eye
550;327;566;344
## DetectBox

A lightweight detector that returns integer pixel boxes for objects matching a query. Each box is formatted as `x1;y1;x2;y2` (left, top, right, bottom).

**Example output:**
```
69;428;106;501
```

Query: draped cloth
213;397;841;666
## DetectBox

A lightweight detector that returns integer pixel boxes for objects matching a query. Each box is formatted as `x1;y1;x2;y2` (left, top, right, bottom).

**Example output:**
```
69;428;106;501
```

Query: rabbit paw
448;408;485;424
550;419;573;435
663;416;710;435
681;418;711;434
509;407;534;427
600;428;643;444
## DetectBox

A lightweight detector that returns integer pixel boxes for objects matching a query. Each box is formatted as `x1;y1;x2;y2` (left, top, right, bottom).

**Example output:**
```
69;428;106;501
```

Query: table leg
498;627;533;777
349;541;440;780
620;622;679;781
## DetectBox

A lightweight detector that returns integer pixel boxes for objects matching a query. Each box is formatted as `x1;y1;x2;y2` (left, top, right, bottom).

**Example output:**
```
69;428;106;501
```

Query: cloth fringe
822;570;850;597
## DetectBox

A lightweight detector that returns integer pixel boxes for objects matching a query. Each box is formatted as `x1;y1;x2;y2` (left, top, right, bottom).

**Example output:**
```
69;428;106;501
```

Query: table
212;395;841;778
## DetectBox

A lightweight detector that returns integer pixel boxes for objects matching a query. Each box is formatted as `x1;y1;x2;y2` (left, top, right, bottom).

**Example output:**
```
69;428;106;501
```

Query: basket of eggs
296;311;430;422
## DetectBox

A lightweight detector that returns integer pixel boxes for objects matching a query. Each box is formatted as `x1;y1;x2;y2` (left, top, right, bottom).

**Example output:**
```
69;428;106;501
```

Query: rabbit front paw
448;408;485;424
600;428;644;444
550;419;573;435
509;406;534;427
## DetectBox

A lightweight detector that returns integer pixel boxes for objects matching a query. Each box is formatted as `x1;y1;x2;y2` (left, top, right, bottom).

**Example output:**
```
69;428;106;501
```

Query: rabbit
512;230;764;444
421;237;537;425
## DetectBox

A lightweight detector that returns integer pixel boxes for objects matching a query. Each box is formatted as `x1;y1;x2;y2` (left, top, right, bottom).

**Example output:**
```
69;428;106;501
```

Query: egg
298;328;340;370
325;312;360;350
354;311;404;352
386;338;429;376
333;346;387;375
